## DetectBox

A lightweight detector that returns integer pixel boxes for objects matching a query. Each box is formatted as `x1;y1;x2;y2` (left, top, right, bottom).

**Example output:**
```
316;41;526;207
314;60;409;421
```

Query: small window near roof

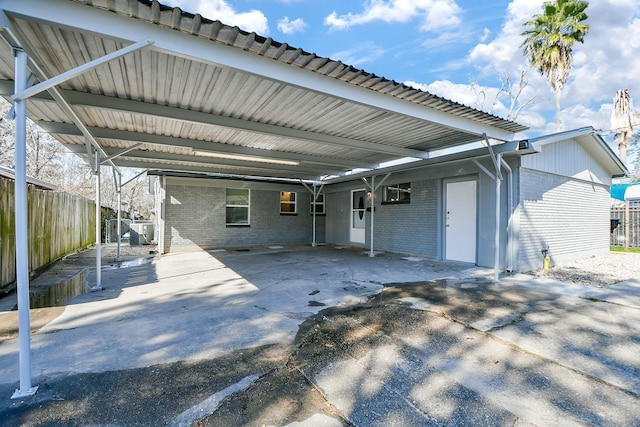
310;193;325;214
383;183;411;204
280;191;297;214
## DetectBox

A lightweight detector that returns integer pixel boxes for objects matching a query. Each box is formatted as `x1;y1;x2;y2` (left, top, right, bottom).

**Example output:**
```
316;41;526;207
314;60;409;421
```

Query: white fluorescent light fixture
193;150;300;166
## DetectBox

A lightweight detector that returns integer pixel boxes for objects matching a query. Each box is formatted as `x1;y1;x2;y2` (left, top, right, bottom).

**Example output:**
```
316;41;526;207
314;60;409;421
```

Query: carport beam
11;47;38;399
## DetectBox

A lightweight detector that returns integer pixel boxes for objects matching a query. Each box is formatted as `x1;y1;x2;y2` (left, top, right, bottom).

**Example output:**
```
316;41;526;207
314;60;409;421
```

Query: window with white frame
310;193;325;214
280;191;297;214
226;188;250;225
383;183;411;203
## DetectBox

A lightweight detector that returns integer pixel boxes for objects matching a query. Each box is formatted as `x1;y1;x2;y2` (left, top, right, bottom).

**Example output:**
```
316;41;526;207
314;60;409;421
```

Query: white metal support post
115;170;122;261
301;181;324;247
92;151;102;290
494;154;502;282
311;185;322;247
361;173;391;258
159;176;166;254
11;47;38;399
369;175;375;257
479;134;504;283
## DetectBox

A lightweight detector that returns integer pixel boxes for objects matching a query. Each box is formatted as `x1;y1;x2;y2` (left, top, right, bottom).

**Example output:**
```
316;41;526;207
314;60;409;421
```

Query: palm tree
611;89;638;165
521;0;589;131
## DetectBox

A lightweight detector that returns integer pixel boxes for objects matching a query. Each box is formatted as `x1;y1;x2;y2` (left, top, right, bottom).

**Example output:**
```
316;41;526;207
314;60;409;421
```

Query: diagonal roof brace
12;39;154;101
101;143;145;164
0;16;153;173
122;168;149;187
482;133;502;179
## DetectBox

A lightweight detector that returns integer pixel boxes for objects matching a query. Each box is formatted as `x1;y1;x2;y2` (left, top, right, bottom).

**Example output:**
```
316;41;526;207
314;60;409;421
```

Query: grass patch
610;246;640;253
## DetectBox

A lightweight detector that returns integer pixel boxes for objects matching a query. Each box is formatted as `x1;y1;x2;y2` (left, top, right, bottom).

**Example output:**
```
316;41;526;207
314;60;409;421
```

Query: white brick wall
517;168;610;271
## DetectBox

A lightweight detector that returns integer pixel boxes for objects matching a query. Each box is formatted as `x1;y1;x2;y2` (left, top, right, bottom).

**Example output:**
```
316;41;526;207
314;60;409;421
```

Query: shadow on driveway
0;245;638;426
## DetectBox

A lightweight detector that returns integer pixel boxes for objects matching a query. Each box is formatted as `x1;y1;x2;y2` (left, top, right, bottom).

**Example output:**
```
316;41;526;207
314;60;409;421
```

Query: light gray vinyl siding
521;138;611;185
517;168;610;271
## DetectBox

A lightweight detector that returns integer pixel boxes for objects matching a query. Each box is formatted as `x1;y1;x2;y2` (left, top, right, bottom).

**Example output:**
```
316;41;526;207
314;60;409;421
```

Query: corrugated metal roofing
0;0;528;180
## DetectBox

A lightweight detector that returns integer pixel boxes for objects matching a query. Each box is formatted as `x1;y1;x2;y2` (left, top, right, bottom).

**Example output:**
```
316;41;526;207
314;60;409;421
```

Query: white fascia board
1;0;515;141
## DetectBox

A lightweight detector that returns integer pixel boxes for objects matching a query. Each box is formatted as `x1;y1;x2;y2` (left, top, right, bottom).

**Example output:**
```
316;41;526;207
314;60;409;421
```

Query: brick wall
163;179;325;251
517;168;610;271
325;191;350;246
372;179;438;256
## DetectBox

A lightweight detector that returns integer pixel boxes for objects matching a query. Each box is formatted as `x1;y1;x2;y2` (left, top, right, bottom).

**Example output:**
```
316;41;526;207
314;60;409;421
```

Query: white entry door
350;189;366;244
445;180;477;263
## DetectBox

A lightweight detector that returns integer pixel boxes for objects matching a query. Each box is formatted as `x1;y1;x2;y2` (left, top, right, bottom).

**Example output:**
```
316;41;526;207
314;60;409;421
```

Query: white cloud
405;79;480;108
479;28;491;43
277;17;307;35
405;77;538;125
421;0;463;31
421;28;474;50
324;0;462;32
456;0;640;135
166;0;269;34
331;43;387;67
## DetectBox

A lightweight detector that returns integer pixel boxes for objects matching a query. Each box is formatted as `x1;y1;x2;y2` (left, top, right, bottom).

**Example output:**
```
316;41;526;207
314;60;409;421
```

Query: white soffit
0;0;527;180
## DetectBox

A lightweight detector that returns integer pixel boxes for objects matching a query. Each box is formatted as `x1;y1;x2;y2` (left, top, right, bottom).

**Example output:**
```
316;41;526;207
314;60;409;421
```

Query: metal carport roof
0;0;526;182
0;0;530;398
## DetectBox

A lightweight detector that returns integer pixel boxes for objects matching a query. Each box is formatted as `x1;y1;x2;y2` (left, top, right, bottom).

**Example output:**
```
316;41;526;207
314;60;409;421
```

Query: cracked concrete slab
1;245;639;426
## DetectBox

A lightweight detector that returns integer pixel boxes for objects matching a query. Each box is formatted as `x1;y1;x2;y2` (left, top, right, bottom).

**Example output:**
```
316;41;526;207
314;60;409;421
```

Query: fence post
625;201;630;250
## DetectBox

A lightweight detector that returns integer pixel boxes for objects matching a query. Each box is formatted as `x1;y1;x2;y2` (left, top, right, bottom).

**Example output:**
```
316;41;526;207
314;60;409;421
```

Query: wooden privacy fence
611;206;640;248
0;178;96;292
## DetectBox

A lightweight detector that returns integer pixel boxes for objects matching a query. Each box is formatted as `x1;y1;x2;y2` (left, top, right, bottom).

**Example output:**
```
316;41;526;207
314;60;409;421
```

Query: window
310;193;325;215
383;183;411;203
280;191;297;214
226;188;250;225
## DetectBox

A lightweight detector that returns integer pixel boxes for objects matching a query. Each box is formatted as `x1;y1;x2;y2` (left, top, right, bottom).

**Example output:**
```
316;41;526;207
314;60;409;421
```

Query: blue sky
164;0;640;144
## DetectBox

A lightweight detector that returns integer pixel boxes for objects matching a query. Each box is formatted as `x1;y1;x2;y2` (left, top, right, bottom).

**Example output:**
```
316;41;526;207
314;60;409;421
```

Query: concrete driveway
0;244;638;426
